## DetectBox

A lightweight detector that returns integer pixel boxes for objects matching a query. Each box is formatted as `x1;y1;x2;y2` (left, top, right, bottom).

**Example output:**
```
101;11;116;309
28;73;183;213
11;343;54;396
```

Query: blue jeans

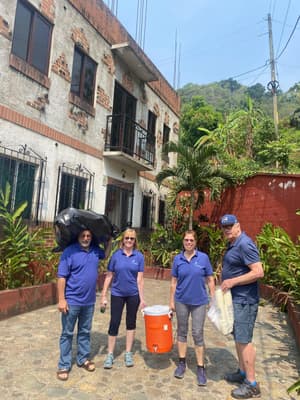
58;305;94;370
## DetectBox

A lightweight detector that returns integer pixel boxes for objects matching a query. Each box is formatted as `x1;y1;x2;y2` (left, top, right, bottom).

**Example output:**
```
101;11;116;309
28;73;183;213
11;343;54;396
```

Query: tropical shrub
0;183;58;289
196;224;227;282
149;224;182;268
256;223;300;305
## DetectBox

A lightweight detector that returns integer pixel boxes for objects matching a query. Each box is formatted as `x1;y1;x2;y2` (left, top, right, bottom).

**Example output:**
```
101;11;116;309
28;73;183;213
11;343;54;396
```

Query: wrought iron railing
105;114;155;167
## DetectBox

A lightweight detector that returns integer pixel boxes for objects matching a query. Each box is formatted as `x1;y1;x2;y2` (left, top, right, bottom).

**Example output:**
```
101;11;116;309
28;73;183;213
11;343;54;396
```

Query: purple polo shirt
172;250;213;306
57;242;105;306
108;248;144;297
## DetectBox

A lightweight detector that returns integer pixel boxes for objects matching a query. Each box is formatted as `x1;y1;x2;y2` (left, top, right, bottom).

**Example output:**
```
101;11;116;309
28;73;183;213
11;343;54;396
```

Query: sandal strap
80;360;95;371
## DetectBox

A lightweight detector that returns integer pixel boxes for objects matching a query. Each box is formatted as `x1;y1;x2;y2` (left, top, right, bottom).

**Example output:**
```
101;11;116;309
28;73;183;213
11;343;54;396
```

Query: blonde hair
120;228;139;250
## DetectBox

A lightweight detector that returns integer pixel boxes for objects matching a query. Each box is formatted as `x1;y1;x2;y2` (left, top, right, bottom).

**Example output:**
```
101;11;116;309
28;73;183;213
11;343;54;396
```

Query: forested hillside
177;79;300;174
178;79;300;121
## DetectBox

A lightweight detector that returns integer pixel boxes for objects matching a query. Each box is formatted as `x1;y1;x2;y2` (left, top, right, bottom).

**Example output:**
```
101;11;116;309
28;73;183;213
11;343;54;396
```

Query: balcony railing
105;114;155;168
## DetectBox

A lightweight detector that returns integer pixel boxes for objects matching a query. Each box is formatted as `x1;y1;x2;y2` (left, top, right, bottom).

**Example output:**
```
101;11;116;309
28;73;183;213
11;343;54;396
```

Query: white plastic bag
207;287;233;335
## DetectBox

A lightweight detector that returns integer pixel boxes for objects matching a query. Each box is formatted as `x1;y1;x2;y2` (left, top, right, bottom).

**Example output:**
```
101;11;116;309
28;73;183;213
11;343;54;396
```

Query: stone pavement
0;279;299;400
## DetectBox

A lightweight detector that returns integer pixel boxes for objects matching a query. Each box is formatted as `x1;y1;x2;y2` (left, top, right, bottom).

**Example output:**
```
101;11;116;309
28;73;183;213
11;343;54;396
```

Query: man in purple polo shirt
220;214;264;399
56;229;109;381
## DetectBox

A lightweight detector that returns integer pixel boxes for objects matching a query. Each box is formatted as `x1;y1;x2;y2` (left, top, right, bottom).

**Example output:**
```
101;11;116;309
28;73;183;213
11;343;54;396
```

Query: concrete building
0;0;180;230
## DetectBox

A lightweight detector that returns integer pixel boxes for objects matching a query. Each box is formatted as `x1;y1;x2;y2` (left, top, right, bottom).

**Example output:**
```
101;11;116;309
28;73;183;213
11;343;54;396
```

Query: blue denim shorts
233;302;258;344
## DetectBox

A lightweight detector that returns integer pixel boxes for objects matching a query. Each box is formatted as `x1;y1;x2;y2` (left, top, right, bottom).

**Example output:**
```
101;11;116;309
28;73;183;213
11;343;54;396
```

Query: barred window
0;145;46;222
55;164;94;216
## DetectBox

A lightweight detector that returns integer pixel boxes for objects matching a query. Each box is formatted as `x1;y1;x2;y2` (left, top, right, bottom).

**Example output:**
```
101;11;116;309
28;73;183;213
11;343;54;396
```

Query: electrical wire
230;61;270;80
276;16;300;60
248;65;270;86
271;0;277;19
275;0;291;57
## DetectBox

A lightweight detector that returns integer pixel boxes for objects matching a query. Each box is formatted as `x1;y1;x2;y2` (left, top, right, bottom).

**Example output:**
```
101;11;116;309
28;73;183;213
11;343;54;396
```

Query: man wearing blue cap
220;214;264;399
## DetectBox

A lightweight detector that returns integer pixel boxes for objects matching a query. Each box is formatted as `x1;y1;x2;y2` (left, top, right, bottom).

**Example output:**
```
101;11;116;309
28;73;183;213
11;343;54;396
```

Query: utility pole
267;13;279;140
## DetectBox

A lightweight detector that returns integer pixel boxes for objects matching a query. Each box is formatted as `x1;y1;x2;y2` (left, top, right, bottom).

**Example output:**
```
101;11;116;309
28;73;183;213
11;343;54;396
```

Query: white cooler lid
143;305;170;316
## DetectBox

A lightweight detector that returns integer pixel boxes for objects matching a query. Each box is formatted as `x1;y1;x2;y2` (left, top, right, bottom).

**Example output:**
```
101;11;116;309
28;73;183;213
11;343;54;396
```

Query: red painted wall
197;174;300;242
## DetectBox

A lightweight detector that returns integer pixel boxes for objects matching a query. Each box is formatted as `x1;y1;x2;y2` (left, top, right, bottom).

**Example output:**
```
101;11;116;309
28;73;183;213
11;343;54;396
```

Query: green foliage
180;96;222;146
0;182;57;289
246;83;266;102
178;80;247;114
196;225;227;281
287;379;300;396
156;140;235;229
179;79;300;121
179;80;300;173
99;232;123;272
256;139;292;172
149;224;182;268
256;223;300;305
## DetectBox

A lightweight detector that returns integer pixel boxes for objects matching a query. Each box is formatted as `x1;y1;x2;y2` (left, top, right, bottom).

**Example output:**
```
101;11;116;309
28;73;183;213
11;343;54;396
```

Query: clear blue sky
105;0;300;92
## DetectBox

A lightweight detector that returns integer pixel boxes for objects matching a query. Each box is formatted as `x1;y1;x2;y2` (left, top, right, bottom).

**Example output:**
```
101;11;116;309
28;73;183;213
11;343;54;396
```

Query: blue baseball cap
220;214;238;226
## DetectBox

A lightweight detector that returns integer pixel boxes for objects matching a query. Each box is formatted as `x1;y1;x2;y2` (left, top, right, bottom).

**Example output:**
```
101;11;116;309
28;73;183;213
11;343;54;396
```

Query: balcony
104;114;155;171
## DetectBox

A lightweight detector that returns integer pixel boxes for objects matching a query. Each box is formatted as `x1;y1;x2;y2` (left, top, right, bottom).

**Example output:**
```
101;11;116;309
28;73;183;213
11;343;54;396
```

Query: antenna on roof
173;30;181;90
106;0;118;16
173;30;177;88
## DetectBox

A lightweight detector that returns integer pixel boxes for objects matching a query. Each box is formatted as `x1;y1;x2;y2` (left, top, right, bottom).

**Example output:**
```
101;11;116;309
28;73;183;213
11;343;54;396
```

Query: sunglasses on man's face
124;237;135;241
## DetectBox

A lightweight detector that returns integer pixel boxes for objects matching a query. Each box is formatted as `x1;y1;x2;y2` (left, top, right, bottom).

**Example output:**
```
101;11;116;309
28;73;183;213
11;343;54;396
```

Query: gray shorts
233;302;258;344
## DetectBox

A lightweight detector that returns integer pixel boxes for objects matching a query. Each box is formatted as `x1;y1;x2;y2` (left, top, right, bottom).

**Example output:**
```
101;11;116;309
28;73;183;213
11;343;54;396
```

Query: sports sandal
78;360;95;372
56;370;69;381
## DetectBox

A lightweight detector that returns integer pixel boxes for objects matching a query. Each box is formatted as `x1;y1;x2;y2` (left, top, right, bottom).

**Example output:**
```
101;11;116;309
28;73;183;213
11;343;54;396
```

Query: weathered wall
197;174;300;241
0;0;180;226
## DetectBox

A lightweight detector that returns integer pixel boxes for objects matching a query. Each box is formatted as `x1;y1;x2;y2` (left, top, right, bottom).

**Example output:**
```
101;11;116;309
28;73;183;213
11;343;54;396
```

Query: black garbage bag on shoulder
54;207;118;251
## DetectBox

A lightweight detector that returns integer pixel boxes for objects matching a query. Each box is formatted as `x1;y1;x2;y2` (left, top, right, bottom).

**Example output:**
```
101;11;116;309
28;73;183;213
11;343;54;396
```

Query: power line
230;61;270;80
275;0;291;57
276;15;300;60
248;65;270;86
271;0;277;19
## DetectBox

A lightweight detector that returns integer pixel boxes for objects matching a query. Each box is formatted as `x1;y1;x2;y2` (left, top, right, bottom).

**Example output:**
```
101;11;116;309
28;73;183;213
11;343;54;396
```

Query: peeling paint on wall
278;181;296;189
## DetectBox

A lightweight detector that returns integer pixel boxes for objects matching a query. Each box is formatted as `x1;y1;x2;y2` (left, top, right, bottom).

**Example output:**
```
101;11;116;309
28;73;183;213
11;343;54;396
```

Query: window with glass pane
141;195;151;228
0;156;35;219
71;47;97;105
163;124;170;145
70;50;83;96
162;124;170;162
105;185;133;231
12;0;52;75
147;111;156;146
58;173;87;212
158;200;166;226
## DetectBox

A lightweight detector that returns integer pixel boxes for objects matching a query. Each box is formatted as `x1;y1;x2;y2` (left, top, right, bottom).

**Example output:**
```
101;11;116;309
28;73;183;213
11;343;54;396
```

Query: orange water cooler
143;305;173;353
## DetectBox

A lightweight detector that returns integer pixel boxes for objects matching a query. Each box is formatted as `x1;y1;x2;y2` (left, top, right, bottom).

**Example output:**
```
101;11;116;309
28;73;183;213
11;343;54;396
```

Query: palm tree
156;140;235;229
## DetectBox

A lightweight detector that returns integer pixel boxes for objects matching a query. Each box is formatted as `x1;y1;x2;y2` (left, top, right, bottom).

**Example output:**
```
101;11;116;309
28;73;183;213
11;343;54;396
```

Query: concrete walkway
0;279;299;400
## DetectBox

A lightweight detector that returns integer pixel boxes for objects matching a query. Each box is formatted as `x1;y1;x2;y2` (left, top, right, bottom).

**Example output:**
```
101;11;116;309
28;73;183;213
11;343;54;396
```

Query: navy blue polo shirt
172;250;213;306
108;248;144;297
222;232;261;304
57;243;105;306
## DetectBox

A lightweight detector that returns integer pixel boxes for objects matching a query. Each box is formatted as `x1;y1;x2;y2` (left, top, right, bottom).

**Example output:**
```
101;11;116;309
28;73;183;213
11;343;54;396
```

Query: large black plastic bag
54;207;117;251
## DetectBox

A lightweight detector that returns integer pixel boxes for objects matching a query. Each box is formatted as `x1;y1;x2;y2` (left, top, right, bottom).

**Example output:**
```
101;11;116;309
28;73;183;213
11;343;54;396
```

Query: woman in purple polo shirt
101;228;145;369
170;230;215;386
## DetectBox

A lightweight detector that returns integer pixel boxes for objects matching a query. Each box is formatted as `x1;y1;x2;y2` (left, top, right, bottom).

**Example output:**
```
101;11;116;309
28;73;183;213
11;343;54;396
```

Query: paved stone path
0;279;299;400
